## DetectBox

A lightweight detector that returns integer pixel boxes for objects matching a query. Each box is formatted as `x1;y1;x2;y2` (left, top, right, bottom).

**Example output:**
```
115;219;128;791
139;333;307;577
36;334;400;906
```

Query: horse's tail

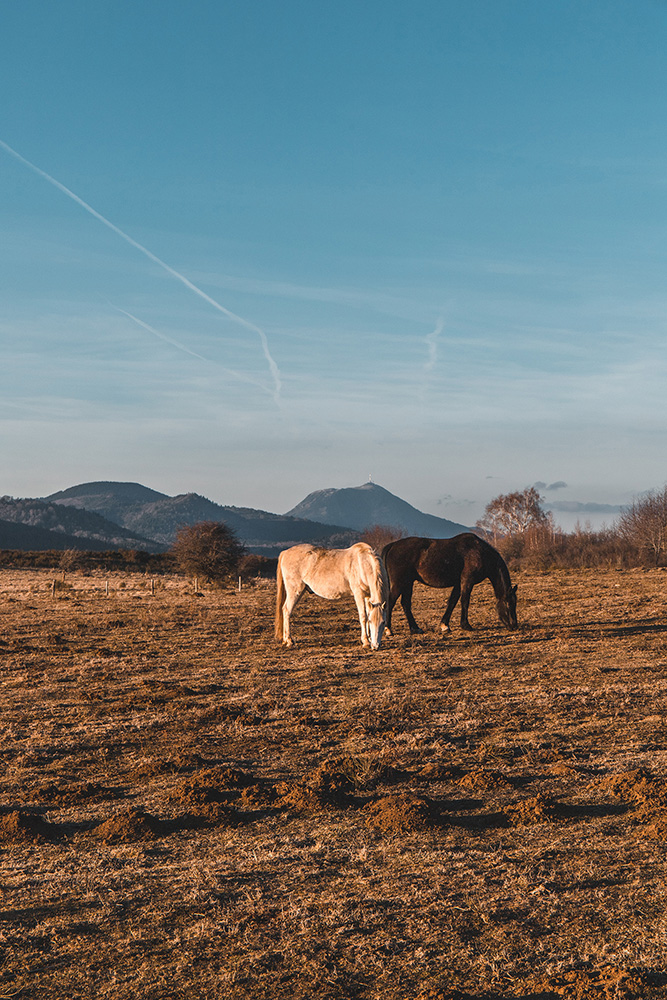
378;552;390;604
275;556;286;640
381;539;396;565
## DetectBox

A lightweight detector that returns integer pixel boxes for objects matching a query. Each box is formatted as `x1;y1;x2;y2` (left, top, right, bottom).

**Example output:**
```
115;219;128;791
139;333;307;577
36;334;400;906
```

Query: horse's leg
385;580;402;635
459;580;474;631
353;589;370;647
440;583;461;634
400;580;424;635
282;584;306;646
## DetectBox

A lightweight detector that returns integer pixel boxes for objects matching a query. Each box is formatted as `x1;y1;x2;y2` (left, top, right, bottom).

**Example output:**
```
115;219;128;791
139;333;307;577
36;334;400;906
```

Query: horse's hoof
409;627;424;635
440;624;451;635
283;639;294;648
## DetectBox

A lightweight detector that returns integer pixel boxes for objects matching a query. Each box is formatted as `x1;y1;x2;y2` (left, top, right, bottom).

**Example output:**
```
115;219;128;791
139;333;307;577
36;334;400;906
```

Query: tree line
2;486;667;581
474;485;667;570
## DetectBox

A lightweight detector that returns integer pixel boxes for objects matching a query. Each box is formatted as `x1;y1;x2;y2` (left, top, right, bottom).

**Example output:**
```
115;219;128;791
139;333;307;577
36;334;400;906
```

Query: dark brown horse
382;533;518;635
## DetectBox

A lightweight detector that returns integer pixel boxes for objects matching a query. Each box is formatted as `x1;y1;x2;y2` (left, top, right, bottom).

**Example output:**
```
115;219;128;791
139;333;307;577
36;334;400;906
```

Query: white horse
275;542;388;650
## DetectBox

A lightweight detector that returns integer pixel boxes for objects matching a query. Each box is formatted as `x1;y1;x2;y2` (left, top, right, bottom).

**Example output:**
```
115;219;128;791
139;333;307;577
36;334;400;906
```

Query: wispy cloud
113;307;274;396
0;139;282;403
424;315;444;373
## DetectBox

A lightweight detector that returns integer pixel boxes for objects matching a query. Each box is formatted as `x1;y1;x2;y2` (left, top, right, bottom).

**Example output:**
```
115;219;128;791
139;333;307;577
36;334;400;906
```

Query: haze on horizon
2;1;666;533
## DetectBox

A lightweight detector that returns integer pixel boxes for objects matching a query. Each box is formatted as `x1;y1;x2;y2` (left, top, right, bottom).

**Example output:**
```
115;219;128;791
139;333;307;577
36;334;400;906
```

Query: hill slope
286;483;470;537
46;482;169;526
0;497;163;551
0;517;119;552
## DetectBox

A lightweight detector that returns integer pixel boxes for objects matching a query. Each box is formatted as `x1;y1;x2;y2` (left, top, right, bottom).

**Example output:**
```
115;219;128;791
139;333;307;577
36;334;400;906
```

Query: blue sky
2;0;666;530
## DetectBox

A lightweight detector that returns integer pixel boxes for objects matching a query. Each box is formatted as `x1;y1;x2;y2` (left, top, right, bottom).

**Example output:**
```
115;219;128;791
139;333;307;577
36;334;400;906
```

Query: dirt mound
364;794;437;833
166;767;250;825
274;782;323;814
34;779;114;805
90;808;162;844
416;762;464;783
306;756;357;797
125;751;206;781
273;756;364;813
0;809;56;842
517;964;645;998
236;784;275;811
503;794;557;826
632;806;667;839
169;766;253;807
596;768;667;807
457;769;513;794
549;761;579;778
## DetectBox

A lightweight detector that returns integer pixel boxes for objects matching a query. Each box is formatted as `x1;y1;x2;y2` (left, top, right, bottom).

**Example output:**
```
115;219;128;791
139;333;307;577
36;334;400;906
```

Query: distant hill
286;483;470;537
0;517;118;552
47;481;168;525
0;496;163;552
45;482;359;554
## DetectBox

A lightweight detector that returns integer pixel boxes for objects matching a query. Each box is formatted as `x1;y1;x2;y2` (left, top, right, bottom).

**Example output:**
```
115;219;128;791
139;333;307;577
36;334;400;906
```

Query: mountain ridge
0;481;471;553
286;482;470;537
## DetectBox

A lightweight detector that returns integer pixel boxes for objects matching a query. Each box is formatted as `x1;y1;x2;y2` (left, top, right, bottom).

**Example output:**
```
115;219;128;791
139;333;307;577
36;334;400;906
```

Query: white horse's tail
275;557;286;640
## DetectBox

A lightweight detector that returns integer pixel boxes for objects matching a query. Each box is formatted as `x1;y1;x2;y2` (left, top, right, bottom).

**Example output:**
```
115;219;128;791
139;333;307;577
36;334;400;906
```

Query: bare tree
616;487;667;567
171;521;244;583
476;487;549;544
360;524;405;552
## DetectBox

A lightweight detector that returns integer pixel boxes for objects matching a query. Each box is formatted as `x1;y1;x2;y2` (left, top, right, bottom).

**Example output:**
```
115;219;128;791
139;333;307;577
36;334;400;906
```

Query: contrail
0;138;282;403
114;307;274;396
425;315;444;373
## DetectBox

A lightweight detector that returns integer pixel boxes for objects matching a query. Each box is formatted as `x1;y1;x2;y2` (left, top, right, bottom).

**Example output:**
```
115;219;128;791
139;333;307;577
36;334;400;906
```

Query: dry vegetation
2;565;667;999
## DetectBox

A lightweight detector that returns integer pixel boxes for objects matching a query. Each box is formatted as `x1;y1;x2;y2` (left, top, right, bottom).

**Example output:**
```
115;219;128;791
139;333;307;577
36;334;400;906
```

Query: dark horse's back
382;533;517;633
382;533;491;588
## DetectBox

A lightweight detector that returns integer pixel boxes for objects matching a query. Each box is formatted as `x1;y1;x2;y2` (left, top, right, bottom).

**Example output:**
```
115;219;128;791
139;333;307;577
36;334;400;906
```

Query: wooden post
194;577;198;592
151;578;155;595
238;576;242;592
105;580;109;597
51;579;56;597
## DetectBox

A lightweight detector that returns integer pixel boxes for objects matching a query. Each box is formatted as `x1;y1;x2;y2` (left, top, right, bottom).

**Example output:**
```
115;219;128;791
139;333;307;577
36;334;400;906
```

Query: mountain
286;482;470;537
45;482;359;554
0;496;164;551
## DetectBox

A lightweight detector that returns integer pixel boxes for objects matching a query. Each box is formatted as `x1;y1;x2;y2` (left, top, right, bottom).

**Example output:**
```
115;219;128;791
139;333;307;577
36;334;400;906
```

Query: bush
171;521;244;584
616;487;667;567
360;524;405;552
238;553;278;580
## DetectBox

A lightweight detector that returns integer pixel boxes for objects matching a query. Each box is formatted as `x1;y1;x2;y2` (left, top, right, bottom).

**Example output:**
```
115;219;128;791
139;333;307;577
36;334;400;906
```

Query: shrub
360;524;405;552
171;521;244;584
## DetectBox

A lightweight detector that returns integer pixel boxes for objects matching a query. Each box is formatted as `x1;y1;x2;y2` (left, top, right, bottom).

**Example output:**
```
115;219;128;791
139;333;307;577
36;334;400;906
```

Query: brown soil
2;565;667;998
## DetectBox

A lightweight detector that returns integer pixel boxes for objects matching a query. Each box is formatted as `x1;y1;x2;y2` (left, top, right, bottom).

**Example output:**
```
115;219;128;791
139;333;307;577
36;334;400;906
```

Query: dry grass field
2;565;667;999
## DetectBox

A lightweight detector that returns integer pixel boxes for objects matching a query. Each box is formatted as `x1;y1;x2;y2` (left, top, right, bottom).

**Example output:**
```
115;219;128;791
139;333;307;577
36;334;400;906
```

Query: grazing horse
275;542;388;650
382;533;518;635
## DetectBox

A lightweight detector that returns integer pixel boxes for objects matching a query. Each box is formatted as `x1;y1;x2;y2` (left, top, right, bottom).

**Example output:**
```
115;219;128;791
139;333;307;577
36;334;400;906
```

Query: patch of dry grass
1;566;667;998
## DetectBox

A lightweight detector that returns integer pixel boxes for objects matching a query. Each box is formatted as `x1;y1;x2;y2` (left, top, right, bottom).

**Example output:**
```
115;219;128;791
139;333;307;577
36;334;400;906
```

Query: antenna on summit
368;474;373;483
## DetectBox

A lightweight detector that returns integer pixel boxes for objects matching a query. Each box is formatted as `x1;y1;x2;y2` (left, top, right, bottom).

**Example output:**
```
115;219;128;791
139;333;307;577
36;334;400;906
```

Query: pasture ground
1;566;667;999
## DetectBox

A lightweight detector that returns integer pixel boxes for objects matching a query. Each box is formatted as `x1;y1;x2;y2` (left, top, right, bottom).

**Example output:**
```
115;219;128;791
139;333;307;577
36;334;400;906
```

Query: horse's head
497;583;518;630
366;600;387;650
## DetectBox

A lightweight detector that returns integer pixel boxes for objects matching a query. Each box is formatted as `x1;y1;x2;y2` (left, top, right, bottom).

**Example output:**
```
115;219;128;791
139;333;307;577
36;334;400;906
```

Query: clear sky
2;0;666;530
